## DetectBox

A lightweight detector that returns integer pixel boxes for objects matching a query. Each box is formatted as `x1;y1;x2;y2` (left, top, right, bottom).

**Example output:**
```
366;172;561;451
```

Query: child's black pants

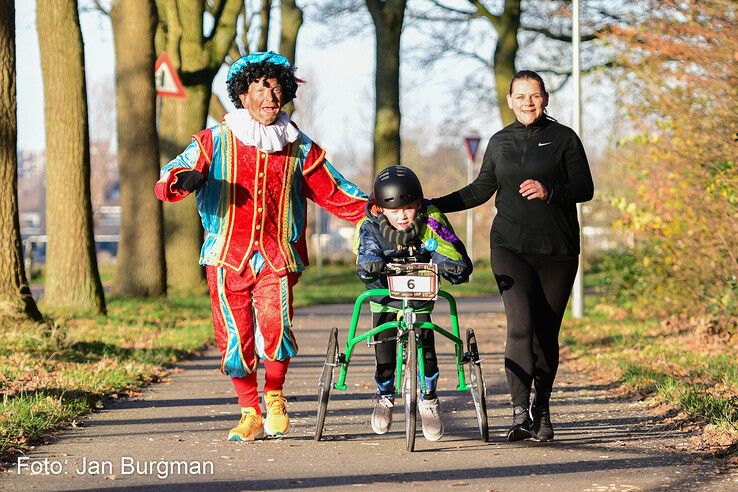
372;311;439;386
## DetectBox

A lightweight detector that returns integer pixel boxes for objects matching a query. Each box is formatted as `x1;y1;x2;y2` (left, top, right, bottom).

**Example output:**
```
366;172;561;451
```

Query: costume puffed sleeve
154;129;213;202
302;143;367;224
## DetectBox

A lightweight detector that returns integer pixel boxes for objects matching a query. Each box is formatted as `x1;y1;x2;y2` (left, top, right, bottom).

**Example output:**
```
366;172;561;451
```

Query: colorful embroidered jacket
155;122;367;274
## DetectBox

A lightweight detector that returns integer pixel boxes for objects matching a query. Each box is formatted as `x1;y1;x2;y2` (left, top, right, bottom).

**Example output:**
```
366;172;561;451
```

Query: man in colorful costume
155;51;367;441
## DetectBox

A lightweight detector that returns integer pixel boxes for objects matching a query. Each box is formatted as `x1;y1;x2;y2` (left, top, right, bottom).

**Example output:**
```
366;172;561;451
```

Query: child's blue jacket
354;199;473;292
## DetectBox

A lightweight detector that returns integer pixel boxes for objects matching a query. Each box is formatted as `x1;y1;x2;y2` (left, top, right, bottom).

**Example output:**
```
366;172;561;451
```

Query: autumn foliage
606;0;737;333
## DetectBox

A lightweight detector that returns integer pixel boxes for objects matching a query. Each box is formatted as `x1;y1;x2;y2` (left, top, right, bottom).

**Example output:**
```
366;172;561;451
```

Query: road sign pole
156;95;162;133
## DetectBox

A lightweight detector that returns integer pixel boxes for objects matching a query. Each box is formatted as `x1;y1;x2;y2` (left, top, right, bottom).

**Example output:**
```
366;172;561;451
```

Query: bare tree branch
547;73;571;93
205;0;224;15
312;0;364;17
207;0;243;68
227;40;241;63
426;0;474;16
521;24;605;42
160;0;182;66
365;0;380;13
468;0;501;28
258;0;271;52
241;6;260;55
209;92;227;121
205;0;228;40
91;0;110;16
410;19;491;68
533;59;616;78
407;7;468;23
443;44;490;67
589;6;629;24
306;1;372;44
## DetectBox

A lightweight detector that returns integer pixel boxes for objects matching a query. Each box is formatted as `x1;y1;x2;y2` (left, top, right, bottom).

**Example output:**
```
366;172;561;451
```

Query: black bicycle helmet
373;165;423;209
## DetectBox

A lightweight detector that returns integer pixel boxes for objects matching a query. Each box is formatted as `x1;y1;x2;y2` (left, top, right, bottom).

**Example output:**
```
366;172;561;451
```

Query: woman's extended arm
432;138;498;213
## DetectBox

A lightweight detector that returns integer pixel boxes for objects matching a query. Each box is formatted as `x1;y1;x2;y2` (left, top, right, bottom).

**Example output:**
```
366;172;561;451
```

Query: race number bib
387;263;439;301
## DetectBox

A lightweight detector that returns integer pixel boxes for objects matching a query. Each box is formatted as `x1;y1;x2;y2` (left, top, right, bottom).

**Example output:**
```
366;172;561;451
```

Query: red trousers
206;265;299;378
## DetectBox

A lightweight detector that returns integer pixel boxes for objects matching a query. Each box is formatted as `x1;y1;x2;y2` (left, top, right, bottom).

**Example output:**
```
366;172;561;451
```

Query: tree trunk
159;87;210;294
258;0;271;52
279;0;302;116
493;0;521;126
110;0;166;298
366;0;406;176
209;93;227;122
155;0;241;294
0;0;42;322
37;0;106;315
280;0;302;64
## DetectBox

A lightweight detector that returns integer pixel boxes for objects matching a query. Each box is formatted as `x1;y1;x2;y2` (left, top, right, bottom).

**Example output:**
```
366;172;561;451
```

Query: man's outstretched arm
302;145;367;223
155;132;212;202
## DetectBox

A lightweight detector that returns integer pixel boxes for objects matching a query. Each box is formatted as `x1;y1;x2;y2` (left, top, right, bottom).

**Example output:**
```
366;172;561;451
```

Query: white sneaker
371;394;394;434
419;397;444;441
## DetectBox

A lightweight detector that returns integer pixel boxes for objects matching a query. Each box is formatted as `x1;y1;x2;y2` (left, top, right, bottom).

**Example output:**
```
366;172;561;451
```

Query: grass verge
562;297;738;453
0;295;213;462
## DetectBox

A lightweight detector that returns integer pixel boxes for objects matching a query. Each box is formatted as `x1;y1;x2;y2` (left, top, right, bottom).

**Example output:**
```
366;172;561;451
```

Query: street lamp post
571;0;585;318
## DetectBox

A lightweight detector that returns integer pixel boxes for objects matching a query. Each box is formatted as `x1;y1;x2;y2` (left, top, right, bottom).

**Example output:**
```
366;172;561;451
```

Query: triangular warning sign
464;136;481;162
155;52;186;99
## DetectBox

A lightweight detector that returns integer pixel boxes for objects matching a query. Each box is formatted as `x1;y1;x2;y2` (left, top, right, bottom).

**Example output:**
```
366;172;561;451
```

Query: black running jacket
433;116;594;257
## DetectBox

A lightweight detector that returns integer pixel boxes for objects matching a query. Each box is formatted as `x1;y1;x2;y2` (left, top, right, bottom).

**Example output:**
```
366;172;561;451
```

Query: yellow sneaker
227;407;264;441
263;390;290;436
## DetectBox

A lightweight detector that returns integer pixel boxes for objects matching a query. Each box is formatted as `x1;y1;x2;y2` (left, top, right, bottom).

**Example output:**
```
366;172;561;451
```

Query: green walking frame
313;284;489;452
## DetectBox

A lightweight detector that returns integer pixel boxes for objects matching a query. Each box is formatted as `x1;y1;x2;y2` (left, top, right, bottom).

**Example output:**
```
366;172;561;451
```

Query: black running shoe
507;405;533;441
530;402;554;441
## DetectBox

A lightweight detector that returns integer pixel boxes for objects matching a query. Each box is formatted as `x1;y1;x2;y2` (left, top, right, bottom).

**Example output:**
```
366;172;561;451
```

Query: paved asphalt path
2;297;736;491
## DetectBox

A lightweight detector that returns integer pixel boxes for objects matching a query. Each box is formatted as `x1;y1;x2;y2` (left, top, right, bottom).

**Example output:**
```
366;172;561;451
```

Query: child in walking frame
355;165;472;441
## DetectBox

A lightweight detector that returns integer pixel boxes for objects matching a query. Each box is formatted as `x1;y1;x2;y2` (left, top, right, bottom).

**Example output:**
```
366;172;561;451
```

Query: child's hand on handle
439;263;465;276
358;260;385;280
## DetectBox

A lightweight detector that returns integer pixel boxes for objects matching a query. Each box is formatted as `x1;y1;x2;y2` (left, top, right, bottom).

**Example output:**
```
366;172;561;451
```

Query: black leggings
491;245;578;408
373;312;438;384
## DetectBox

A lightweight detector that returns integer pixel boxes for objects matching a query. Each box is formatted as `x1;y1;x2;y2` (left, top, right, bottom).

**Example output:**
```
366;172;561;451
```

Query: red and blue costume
156;121;366;406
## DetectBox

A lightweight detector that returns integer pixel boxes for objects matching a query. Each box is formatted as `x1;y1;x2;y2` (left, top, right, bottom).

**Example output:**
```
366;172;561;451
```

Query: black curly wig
227;62;298;108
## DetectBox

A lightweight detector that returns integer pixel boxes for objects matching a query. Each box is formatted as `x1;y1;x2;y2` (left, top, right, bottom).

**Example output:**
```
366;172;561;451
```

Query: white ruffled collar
224;109;299;153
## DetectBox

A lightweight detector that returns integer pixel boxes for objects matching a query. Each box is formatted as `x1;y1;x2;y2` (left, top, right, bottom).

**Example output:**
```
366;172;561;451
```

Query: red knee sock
263;358;290;393
231;372;260;412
